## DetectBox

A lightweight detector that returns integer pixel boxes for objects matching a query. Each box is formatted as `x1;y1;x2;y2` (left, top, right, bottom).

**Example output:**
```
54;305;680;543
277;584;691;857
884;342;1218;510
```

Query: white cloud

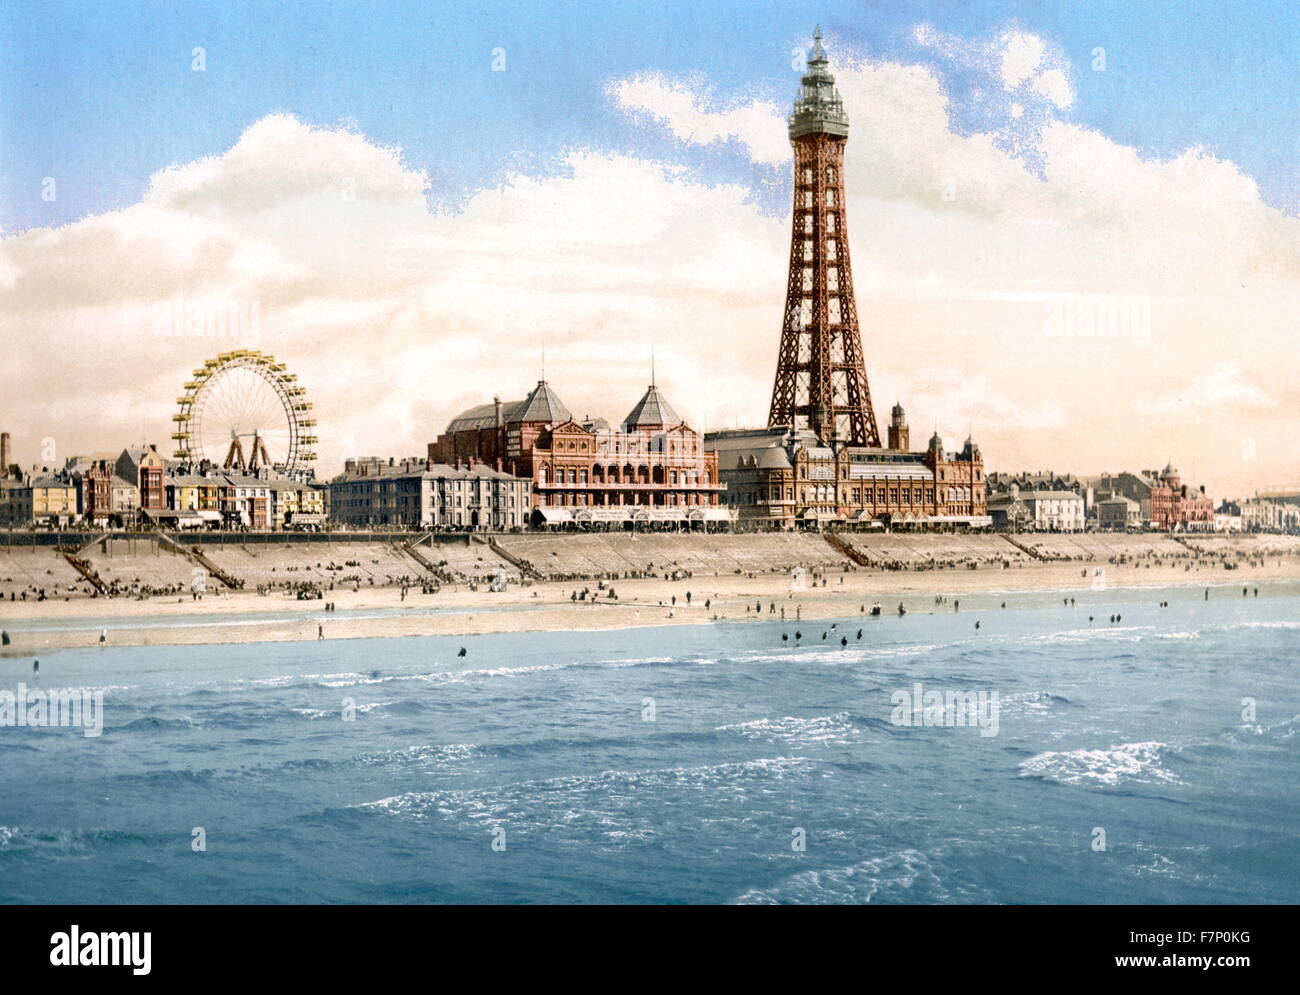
609;74;789;166
1031;68;1073;109
1133;366;1277;422
1000;32;1044;90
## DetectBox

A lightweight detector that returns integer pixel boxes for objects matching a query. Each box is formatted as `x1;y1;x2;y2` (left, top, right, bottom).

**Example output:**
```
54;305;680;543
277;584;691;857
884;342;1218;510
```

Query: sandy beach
2;555;1296;656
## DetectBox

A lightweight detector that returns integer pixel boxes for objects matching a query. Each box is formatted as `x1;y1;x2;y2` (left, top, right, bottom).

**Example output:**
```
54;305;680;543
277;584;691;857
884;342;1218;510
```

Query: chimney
494;396;503;428
0;432;9;472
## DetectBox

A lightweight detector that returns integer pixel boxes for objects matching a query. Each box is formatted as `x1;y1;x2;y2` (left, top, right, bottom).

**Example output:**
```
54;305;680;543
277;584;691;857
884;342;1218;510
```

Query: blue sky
1;0;1296;232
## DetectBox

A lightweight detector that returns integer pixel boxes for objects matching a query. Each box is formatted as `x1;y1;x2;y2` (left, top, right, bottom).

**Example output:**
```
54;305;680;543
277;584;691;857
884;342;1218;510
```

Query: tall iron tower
767;28;881;447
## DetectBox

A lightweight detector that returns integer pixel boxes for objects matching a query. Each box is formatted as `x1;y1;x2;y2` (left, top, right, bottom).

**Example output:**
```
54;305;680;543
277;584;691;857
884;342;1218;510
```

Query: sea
1;581;1297;904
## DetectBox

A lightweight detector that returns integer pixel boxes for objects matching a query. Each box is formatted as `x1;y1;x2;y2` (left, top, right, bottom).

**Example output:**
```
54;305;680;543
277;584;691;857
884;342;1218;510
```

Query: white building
329;459;530;530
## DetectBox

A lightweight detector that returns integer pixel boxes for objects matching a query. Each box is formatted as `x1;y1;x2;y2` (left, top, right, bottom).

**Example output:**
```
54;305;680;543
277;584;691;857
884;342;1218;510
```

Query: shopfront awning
534;507;574;524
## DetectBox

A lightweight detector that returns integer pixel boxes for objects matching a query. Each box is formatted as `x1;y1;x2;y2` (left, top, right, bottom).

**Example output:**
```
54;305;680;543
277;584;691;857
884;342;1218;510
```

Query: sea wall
1;530;1297;599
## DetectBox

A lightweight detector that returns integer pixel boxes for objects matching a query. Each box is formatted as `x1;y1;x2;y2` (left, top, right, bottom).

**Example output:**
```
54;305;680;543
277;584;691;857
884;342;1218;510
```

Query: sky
0;0;1296;497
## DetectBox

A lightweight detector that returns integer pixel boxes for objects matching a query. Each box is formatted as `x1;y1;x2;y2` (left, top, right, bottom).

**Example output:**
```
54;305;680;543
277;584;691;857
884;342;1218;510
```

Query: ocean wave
731;849;981;905
717;712;859;747
1041;626;1153;644
730;644;948;666
0;824;142;855
353;756;821;841
355;743;478;770
1230;713;1300;741
114;715;200;733
314;662;573;689
1018;741;1181;787
998;691;1072;717
289;707;332;721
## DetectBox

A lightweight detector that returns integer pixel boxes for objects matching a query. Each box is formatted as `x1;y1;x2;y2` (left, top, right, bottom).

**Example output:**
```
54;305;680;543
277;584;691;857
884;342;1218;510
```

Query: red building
1151;464;1214;531
431;380;730;527
80;460;113;524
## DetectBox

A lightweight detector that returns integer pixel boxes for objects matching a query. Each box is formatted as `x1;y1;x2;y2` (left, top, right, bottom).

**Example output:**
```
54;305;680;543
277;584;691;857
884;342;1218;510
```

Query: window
826;189;837;207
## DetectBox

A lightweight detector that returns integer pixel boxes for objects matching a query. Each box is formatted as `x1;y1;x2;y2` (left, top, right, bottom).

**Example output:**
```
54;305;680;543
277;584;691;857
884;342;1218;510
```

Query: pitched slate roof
515;380;572;424
622;385;681;429
446;381;573;434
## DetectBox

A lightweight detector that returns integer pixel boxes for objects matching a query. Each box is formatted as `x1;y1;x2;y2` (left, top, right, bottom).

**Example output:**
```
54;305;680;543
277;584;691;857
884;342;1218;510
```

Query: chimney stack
0;432;9;472
494;396;503;428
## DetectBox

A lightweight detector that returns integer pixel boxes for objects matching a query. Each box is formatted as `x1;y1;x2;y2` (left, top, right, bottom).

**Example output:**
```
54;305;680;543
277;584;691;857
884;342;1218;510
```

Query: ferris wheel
171;350;317;473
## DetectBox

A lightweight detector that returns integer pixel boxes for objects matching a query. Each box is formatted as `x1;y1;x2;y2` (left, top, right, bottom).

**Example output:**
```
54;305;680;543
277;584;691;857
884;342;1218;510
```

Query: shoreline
2;558;1296;656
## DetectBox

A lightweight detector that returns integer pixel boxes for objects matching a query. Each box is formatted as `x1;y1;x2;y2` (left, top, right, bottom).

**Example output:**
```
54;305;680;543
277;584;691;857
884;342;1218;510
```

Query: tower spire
767;28;880;447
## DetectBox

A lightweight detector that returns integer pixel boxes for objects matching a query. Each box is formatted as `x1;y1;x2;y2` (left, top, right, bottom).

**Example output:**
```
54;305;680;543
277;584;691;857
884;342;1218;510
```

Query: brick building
709;407;987;530
1096;464;1213;531
431;380;731;529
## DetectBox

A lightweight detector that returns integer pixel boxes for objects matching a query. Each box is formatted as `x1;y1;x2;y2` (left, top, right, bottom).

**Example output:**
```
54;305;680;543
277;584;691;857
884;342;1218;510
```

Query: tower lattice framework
768;28;881;447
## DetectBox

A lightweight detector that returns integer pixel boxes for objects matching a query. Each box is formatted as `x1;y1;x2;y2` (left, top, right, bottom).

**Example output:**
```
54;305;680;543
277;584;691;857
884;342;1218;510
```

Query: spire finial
541;344;546;383
651;346;656;388
810;26;827;62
